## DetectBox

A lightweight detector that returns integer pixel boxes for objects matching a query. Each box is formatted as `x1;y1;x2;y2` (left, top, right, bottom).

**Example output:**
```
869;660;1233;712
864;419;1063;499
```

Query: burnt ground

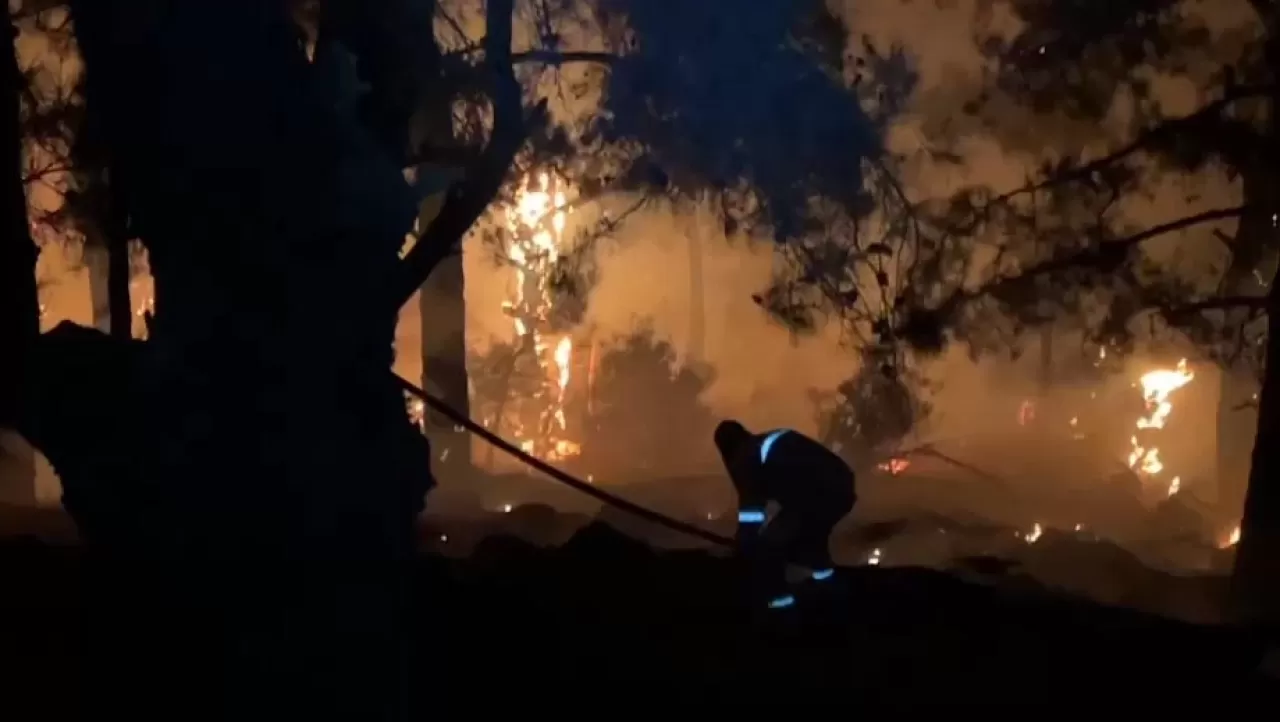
1;517;1276;717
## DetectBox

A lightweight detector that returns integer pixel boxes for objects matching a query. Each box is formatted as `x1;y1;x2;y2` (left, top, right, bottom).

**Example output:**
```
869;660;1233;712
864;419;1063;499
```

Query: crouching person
714;420;856;611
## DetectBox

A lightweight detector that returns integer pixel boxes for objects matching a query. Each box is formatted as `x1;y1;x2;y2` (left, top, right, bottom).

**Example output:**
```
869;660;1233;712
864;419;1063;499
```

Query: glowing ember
499;172;582;462
1221;525;1241;549
1023;522;1043;544
1017;399;1035;426
1126;359;1193;492
877;458;910;475
406;397;426;430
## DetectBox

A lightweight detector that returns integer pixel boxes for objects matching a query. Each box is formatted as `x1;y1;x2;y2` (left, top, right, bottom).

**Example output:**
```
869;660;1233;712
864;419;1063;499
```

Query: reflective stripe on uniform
767;594;795;609
811;568;834;581
738;508;766;523
759;429;791;464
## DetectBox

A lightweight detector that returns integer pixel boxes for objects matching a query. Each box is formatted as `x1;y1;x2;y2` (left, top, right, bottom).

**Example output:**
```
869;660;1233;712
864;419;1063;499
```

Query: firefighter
713;419;856;610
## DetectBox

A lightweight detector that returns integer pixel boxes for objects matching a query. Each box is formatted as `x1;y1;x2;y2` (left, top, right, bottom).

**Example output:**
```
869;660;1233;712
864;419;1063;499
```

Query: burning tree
492;170;581;461
1127;358;1196;501
743;0;1280;622
847;0;1279;623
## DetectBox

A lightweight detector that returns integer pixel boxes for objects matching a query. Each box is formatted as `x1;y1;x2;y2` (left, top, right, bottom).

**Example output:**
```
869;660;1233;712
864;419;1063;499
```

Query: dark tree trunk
105;223;131;339
85;242;110;330
0;14;39;428
1214;163;1277;522
84;232;130;339
37;2;434;717
409;14;473;477
1230;279;1280;625
0;13;39;508
1226;22;1280;622
419;247;472;474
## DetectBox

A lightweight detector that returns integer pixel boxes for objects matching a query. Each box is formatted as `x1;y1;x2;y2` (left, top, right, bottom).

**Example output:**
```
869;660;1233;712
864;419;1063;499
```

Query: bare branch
1156;295;1269;318
434;3;470;47
969;85;1273;217
920;205;1249;328
511;50;620;66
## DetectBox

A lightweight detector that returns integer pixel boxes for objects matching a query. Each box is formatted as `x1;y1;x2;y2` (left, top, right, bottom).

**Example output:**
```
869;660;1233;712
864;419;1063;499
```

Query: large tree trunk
83;233;130;339
0;14;39;505
1230;280;1280;625
1224;2;1280;626
39;2;432;717
1214;166;1275;522
419;217;473;475
412;17;473;478
105;221;131;339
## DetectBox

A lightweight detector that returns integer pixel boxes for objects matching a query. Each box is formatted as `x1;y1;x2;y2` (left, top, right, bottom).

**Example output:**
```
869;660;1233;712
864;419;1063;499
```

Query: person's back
713;420;856;610
714;421;855;512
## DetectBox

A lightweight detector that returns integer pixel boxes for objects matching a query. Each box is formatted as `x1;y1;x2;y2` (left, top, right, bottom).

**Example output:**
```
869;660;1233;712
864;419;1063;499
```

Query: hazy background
19;0;1243;507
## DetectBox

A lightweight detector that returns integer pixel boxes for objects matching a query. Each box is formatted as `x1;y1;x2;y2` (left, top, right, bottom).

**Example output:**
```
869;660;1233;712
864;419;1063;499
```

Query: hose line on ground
396;374;1014;551
395;374;736;547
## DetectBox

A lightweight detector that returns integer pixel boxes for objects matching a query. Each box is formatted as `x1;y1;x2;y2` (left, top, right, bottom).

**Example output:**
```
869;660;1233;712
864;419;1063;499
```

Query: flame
1017;399;1035;426
877;458;910;475
1126;359;1194;491
406;397;426;430
1023;522;1043;544
500;172;581;462
1221;525;1241;549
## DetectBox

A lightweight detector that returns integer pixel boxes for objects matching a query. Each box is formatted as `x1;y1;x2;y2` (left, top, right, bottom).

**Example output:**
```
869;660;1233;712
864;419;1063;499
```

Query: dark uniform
713;420;856;609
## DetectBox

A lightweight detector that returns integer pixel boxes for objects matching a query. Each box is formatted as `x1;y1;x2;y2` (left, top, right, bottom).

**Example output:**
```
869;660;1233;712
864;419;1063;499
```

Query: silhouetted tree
0;0;885;715
0;3;85;504
818;343;931;466
842;0;1280;624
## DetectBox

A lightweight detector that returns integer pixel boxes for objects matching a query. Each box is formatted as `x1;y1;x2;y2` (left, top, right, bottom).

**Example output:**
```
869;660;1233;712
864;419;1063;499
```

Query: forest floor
1;508;1277;716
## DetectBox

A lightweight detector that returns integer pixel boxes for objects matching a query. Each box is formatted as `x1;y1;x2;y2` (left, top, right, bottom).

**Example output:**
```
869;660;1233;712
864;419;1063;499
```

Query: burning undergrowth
412;349;1245;624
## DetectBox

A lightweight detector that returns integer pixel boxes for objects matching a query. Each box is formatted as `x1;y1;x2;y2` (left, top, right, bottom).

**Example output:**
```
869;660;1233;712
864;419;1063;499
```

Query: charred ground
2;505;1276;717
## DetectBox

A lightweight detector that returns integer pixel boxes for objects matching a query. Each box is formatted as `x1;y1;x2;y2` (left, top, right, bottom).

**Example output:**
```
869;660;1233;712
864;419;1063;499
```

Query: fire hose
395;374;737;547
395;374;1012;550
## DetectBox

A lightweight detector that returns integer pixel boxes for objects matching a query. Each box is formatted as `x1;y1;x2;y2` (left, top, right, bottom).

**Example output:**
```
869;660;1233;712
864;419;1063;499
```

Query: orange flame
502;173;580;461
1126;359;1193;492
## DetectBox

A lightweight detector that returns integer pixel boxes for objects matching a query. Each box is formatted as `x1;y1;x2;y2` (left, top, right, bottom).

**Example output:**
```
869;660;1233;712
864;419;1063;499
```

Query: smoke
19;0;1235;509
398;205;857;438
578;208;858;435
390;0;1241;481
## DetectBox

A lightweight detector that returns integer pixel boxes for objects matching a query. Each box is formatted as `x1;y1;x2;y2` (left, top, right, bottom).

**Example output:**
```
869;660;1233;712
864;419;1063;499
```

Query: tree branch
980;85;1273;210
1157;295;1269;319
511;50;620;66
920;205;1249;329
392;0;543;307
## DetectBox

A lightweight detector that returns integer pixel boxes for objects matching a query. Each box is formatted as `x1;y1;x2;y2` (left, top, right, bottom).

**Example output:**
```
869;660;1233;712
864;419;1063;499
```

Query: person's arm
728;449;767;546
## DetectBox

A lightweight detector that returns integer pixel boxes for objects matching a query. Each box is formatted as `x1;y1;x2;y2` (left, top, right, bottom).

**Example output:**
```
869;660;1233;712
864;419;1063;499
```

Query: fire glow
500;172;581;462
1126;358;1194;497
